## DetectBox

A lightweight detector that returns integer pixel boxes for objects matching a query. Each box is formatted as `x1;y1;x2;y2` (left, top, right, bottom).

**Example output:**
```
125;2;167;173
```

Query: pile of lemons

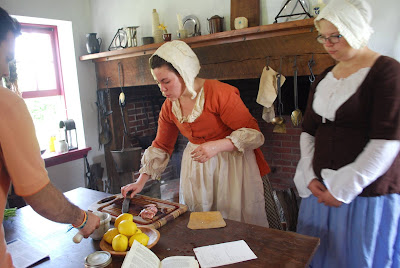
103;213;150;252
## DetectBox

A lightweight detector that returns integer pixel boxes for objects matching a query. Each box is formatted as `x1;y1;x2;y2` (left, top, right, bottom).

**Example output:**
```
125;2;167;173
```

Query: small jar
85;251;112;268
56;140;68;153
162;33;171;41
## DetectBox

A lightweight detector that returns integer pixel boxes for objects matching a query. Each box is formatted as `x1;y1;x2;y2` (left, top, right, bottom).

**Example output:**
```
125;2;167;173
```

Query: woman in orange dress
121;40;274;227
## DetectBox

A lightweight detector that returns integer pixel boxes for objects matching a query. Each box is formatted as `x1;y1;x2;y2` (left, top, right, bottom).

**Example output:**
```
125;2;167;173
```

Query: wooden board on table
230;0;260;30
187;211;226;230
88;194;188;229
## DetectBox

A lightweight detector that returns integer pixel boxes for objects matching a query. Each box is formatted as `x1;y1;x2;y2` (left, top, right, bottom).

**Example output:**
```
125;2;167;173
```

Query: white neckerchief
313;67;370;122
172;87;205;123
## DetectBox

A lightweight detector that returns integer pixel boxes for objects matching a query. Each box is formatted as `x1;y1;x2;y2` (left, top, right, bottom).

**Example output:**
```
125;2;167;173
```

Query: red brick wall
259;115;301;190
124;87;183;182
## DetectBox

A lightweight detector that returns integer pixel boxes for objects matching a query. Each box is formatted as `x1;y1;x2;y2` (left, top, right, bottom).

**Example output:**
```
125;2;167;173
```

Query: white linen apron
180;142;269;227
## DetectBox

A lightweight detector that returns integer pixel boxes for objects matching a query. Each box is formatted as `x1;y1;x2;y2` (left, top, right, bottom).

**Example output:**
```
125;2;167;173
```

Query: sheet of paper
161;256;199;268
7;239;49;268
193;240;257;268
122;240;160;268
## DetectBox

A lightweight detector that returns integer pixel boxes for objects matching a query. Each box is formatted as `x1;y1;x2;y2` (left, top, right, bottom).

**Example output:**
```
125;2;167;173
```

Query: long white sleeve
139;146;170;180
226;127;265;152
322;139;400;203
293;132;318;198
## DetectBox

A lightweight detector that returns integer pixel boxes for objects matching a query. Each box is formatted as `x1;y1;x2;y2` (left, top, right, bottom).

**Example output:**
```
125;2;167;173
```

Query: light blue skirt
297;194;400;268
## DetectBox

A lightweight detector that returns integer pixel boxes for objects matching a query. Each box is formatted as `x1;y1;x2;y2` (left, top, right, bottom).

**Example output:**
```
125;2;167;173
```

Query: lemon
136;228;142;234
114;213;134;228
118;220;137;236
112;234;128;252
103;228;120;244
129;232;150;247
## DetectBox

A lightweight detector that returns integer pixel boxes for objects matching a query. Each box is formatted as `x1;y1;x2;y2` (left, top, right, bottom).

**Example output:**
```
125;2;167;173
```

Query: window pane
15;63;37;91
37;62;57;90
15;31;58;92
24;96;66;150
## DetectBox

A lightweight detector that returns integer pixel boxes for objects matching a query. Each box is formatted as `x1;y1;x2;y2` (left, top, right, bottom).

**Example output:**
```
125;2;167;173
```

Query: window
14;23;67;150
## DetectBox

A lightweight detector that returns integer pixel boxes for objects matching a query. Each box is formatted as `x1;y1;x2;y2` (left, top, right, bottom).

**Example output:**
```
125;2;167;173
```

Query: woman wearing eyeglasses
294;0;400;267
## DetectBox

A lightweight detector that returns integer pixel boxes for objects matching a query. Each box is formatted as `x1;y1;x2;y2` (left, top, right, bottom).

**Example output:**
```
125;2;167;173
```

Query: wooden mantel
80;18;334;89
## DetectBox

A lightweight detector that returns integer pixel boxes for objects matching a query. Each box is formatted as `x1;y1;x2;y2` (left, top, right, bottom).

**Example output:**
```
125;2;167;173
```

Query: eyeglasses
316;34;343;44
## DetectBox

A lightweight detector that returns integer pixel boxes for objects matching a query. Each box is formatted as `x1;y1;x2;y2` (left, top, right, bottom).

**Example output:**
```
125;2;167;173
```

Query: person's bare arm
23;182;99;237
191;139;236;163
121;173;150;198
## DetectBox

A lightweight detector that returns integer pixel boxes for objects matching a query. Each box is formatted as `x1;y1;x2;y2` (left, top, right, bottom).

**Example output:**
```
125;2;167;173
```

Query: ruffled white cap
150;40;200;99
314;0;374;49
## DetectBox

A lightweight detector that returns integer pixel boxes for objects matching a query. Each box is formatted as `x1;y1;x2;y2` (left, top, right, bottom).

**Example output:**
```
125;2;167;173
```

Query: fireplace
107;75;311;192
86;20;335;194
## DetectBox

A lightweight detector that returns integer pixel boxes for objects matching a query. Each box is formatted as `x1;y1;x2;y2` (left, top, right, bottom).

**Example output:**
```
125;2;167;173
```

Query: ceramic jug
207;15;224;34
86;33;102;54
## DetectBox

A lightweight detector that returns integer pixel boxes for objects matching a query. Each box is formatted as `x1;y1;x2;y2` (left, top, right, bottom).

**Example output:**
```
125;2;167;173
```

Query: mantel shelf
80;18;317;63
81;18;334;89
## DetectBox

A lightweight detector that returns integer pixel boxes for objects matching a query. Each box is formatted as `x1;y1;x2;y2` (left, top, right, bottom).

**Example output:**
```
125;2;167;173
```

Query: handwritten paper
193;240;257;268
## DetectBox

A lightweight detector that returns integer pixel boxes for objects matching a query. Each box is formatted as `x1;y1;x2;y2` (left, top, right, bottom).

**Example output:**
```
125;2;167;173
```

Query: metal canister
84;251;112;268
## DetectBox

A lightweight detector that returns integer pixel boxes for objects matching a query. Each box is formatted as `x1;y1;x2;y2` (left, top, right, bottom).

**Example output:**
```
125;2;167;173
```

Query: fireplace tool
272;57;287;133
291;56;302;126
111;63;142;173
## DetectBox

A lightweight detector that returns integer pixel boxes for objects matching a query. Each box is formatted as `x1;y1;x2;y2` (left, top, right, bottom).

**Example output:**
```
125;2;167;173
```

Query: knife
121;191;132;213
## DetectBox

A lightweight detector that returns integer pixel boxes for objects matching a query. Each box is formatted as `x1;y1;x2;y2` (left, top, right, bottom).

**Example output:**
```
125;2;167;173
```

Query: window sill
42;147;91;168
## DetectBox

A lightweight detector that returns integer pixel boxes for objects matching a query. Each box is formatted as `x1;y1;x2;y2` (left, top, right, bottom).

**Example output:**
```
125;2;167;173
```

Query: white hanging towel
256;66;286;123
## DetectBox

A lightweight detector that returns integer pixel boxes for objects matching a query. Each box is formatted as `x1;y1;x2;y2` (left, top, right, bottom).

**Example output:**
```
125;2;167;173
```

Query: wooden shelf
79;18;334;88
42;147;91;168
81;18;318;62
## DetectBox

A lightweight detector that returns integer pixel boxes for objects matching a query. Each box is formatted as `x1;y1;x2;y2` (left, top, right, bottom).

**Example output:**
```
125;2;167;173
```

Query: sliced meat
139;209;156;220
139;204;158;220
144;204;158;214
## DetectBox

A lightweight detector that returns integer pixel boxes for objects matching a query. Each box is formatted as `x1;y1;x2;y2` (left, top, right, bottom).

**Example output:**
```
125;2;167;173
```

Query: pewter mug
86;33;102;54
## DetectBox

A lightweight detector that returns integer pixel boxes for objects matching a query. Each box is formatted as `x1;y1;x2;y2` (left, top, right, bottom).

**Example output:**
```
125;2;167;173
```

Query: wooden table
4;187;319;267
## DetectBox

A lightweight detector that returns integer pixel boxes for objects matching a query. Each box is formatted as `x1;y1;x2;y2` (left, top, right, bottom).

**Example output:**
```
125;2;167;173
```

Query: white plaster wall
90;0;400;61
0;0;103;192
366;0;400;60
90;0;230;50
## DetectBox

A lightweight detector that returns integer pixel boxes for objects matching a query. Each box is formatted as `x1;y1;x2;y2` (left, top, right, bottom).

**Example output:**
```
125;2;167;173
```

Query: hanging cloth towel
256;66;286;123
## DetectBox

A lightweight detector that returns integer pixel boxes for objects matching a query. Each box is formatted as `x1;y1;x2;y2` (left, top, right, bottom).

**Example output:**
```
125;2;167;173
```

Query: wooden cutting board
88;194;188;229
230;0;260;30
187;211;226;230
